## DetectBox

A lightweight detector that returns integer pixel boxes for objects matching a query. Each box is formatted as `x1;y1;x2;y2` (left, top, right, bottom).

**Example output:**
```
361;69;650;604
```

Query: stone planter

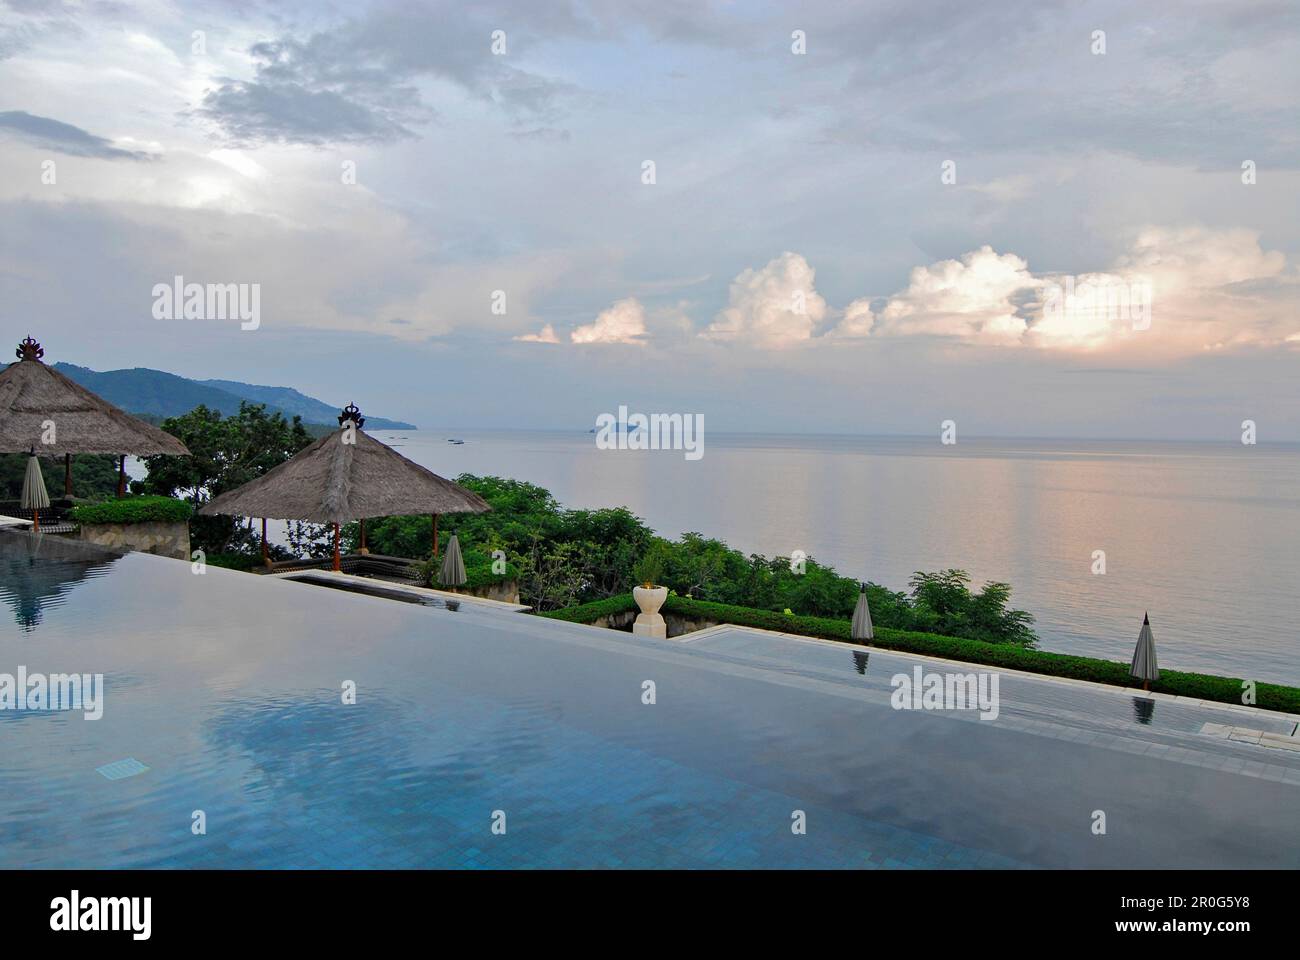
78;521;190;561
632;585;668;639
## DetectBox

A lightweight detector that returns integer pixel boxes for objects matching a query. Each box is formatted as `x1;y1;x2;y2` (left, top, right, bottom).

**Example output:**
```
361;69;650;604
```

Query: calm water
371;431;1300;686
2;531;1296;869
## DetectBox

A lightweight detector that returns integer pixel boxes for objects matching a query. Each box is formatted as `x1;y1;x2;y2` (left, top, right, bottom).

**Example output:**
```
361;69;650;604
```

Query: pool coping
264;567;532;613
665;622;1300;726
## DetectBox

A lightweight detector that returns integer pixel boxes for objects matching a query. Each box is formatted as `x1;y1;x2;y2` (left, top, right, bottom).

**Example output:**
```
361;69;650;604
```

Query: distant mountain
201;379;415;430
53;364;416;430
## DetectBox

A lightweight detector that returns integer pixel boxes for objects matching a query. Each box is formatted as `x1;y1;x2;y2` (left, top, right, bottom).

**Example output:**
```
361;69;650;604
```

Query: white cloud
828;228;1295;355
829;298;875;338
1028;227;1292;353
704;252;827;349
873;246;1037;344
1118;225;1285;289
571;298;648;344
515;323;560;344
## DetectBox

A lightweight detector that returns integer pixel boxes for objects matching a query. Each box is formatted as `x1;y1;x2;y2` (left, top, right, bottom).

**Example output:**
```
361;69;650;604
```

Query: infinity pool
1;529;1297;868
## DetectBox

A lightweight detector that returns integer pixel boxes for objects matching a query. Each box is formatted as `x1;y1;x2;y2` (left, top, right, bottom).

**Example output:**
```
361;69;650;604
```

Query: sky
0;0;1297;439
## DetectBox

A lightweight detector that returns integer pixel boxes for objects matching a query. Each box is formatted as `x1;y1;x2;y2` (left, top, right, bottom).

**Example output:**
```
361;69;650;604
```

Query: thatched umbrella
199;404;489;571
1130;612;1160;692
0;337;190;496
851;582;874;642
20;452;50;531
438;533;467;588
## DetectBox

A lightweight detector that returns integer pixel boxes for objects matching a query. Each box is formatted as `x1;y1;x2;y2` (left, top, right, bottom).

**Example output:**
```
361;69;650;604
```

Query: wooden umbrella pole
64;454;72;497
332;523;341;572
359;518;367;552
261;518;269;566
432;513;439;558
32;509;39;533
116;455;127;497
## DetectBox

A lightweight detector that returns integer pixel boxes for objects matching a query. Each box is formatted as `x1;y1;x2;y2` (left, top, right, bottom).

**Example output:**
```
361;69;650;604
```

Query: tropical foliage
360;474;1038;646
0;452;120;501
138;402;313;555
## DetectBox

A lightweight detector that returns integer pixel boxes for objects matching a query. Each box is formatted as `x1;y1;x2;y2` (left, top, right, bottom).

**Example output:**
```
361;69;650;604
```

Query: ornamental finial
16;337;43;362
338;402;365;428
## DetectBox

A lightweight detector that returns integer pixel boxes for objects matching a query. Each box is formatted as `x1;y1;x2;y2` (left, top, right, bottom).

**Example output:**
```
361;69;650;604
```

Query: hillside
53;364;416;430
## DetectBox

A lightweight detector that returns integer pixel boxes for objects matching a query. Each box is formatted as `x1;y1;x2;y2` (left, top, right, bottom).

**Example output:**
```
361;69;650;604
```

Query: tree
908;569;1037;647
0;453;119;502
138;402;313;554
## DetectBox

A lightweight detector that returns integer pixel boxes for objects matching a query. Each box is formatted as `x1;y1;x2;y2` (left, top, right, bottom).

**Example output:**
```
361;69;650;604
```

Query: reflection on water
0;531;121;632
1;541;1296;869
1131;697;1156;725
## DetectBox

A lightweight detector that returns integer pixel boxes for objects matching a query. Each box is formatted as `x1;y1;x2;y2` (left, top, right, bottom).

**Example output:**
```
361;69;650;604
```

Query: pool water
1;529;1297;869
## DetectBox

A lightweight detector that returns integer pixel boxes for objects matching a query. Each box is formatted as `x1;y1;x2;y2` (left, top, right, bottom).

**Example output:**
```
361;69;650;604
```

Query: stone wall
458;579;521;605
591;608;719;639
78;521;190;561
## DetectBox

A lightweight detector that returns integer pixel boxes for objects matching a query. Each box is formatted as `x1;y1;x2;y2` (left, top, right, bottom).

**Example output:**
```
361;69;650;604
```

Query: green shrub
631;541;669;587
540;594;1300;714
415;546;520;590
70;495;193;525
540;595;639;623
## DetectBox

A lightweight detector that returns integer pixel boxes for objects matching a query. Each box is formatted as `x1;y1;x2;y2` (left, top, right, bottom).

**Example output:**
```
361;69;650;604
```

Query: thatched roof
200;415;490;523
0;338;190;456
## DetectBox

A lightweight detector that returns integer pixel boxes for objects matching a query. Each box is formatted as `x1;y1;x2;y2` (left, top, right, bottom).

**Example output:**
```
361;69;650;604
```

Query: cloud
0;111;149;159
571;298;648;344
198;79;420;146
1028;227;1292;352
818;1;1300;170
515;323;561;344
1118;226;1286;289
824;227;1294;354
197;7;576;145
829;298;875;338
704;252;827;349
872;246;1037;344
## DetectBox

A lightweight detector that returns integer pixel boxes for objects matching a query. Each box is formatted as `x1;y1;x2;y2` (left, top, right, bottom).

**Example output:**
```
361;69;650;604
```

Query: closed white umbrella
20;453;50;532
851;582;874;642
1130;612;1160;692
438;533;467;588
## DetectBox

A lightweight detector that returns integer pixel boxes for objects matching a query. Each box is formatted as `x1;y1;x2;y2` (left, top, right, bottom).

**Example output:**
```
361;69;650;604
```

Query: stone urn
632;585;668;638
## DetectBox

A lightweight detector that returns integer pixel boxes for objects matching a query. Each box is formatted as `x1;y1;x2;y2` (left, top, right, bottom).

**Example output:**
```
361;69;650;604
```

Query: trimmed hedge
70;495;193;525
541;593;1300;714
541;594;640;623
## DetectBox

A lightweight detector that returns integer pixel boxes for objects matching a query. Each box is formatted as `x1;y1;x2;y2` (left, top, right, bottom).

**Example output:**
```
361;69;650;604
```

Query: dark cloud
791;0;1300;169
197;2;579;145
0;111;148;159
197;80;421;145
